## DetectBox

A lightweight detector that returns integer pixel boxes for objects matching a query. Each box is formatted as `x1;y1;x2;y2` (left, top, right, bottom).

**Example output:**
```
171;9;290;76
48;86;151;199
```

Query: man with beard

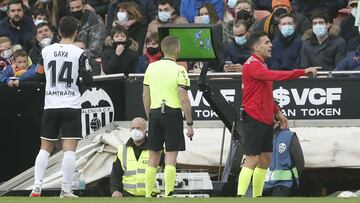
0;0;34;51
67;0;106;59
254;0;310;41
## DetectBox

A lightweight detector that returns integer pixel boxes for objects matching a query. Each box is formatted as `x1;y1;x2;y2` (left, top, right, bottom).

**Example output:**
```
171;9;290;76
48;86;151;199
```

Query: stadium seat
254;10;271;20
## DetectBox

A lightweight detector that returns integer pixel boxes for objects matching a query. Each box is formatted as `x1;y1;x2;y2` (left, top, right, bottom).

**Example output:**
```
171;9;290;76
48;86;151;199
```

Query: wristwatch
187;121;193;126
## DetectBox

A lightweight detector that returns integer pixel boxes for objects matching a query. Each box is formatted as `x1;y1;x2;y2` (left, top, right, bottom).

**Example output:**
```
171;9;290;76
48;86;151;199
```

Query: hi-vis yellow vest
117;144;158;196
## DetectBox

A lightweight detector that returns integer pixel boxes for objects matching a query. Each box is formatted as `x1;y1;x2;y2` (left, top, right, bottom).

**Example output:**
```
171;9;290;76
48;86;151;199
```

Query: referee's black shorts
148;106;185;152
242;111;273;155
40;108;82;141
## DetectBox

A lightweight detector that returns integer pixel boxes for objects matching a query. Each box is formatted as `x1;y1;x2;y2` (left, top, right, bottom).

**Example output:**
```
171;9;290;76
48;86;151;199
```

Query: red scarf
145;50;162;64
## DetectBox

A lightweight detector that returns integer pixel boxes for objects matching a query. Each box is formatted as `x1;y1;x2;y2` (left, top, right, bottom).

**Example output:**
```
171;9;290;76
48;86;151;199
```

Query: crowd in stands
0;0;359;86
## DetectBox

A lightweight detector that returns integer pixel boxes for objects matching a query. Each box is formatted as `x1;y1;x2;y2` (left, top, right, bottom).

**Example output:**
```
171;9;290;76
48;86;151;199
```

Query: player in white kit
30;16;93;198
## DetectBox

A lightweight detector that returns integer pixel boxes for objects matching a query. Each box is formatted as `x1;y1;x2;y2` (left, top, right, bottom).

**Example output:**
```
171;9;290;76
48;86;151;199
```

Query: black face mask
274;8;288;17
71;10;84;20
113;40;131;48
147;47;159;55
237;10;251;20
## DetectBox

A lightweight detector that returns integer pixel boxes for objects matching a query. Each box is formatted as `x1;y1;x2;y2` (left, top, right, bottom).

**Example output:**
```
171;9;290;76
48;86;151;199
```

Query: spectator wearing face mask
135;33;162;73
301;11;345;71
180;0;223;23
0;37;14;70
340;0;359;45
29;22;58;64
101;25;139;75
32;8;49;26
269;13;302;70
106;0;156;34
223;0;259;43
113;2;147;54
254;0;310;41
0;49;36;88
0;0;35;52
147;0;187;37
32;0;59;27
223;0;238;23
223;19;251;72
0;0;9;21
194;3;219;24
68;0;106;59
110;117;164;197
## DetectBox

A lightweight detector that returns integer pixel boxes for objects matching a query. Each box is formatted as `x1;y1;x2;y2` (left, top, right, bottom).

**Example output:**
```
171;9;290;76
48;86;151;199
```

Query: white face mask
39;37;52;48
158;11;172;22
130;129;145;141
117;11;128;23
351;7;357;18
313;24;327;38
34;19;46;26
0;49;12;59
227;0;237;9
0;6;7;12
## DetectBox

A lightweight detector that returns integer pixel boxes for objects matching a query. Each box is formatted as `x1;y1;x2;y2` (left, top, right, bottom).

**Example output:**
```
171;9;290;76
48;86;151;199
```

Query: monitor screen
168;28;216;60
158;24;223;63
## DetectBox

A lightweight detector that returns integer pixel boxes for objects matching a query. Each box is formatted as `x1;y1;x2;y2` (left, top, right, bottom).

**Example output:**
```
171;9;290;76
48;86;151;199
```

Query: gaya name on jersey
54;51;69;58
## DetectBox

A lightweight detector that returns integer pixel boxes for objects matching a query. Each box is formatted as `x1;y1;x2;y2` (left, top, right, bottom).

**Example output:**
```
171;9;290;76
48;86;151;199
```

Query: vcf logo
81;87;115;138
273;87;342;108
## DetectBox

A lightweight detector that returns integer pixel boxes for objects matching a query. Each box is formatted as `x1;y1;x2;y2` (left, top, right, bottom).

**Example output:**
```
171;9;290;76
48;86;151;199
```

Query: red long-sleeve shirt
242;54;306;125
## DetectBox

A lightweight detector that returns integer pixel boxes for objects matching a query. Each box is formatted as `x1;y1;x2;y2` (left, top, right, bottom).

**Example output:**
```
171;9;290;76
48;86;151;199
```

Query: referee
142;36;194;197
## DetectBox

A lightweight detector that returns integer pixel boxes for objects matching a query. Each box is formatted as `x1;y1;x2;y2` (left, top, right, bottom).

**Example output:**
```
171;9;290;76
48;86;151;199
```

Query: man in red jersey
237;31;319;198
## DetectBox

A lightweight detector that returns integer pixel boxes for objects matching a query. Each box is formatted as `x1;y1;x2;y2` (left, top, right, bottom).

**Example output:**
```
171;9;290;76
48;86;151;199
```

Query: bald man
110;117;160;197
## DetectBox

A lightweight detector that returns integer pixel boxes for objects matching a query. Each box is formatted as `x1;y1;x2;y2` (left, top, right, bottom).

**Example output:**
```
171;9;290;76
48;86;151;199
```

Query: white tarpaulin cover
22;124;360;189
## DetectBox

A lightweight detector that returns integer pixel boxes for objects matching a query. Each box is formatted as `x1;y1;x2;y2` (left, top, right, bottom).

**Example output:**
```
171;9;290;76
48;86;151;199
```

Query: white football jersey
41;43;85;109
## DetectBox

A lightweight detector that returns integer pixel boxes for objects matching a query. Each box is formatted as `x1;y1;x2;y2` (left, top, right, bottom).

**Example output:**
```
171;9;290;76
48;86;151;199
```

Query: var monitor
158;24;223;63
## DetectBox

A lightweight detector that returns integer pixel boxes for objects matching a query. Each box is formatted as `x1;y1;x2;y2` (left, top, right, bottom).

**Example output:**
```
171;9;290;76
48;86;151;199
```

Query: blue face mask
313;24;327;38
117;12;128;22
158;11;171;22
280;24;295;38
234;35;247;45
227;0;237;9
201;15;210;24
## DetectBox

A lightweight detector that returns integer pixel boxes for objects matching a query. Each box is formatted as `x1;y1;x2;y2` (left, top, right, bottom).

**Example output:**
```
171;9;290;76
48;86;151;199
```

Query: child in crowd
0;37;14;70
0;49;36;87
101;25;139;75
135;32;162;73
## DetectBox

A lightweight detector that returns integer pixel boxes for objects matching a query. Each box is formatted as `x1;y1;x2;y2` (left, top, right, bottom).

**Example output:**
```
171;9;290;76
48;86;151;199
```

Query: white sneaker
59;190;78;198
29;186;41;197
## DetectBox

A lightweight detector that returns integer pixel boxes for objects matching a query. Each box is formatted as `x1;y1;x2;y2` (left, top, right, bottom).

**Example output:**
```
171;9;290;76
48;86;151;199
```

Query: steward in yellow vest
110;117;161;197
